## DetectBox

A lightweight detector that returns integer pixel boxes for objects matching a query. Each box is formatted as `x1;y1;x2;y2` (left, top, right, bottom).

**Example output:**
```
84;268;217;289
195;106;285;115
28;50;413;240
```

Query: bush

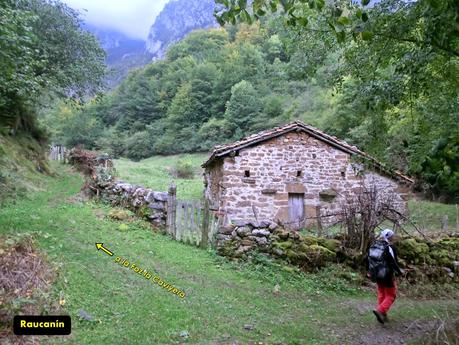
174;159;194;179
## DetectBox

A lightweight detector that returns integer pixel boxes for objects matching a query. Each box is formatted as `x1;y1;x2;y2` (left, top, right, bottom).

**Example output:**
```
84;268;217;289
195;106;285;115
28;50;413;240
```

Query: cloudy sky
62;0;170;39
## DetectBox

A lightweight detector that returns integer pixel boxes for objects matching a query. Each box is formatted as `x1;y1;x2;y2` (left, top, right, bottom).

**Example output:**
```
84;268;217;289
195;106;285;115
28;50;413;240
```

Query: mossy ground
0;162;457;344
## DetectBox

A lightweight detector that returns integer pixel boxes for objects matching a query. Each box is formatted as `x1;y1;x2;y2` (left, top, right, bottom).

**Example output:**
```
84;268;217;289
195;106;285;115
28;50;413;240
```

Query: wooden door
288;193;304;229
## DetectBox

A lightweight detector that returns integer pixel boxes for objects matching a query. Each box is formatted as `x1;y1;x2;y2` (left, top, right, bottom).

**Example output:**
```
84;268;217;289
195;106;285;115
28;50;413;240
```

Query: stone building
202;121;413;230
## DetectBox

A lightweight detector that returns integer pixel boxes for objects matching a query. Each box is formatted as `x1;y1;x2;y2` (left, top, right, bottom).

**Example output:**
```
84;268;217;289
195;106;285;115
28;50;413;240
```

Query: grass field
114;154;208;200
1;163;458;344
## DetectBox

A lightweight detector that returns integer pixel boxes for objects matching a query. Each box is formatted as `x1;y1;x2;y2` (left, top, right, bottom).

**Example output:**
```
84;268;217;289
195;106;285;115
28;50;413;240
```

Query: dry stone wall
100;181;168;228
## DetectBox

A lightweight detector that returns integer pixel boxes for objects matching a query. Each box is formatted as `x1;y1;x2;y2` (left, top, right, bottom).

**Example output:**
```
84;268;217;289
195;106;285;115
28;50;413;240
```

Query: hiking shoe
382;313;388;323
373;310;385;324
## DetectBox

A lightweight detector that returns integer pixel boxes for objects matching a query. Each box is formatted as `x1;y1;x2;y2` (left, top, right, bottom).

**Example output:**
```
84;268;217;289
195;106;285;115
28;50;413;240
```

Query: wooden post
167;184;177;239
316;205;323;237
441;215;448;232
201;198;210;249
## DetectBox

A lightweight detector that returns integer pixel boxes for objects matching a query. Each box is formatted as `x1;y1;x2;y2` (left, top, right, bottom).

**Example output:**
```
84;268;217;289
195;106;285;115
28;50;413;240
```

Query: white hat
380;229;395;242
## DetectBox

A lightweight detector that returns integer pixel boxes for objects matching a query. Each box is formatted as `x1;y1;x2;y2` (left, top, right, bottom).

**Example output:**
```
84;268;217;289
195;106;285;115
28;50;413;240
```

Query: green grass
408;199;459;233
1;163;457;344
114;153;208;200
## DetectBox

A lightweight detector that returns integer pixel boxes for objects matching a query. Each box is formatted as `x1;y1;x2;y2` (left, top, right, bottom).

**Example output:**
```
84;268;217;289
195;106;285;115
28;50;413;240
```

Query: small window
297;170;302;177
244;170;251;177
312;154;317;159
341;171;346;178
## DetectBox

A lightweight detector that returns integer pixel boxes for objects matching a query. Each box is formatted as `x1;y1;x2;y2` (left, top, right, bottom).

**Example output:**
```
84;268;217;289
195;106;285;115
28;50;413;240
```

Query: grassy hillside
114;153;208;200
0;134;51;203
0;163;457;344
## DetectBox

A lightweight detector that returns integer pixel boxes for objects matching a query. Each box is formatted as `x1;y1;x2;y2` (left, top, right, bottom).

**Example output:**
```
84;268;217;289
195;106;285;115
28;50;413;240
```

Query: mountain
146;0;217;59
84;24;153;88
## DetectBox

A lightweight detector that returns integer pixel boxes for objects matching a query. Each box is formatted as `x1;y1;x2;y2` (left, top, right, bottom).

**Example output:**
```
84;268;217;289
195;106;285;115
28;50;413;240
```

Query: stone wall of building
205;131;410;229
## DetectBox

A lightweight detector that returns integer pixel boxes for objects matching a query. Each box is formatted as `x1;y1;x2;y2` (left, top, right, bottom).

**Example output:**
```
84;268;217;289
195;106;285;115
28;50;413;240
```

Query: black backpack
368;240;391;282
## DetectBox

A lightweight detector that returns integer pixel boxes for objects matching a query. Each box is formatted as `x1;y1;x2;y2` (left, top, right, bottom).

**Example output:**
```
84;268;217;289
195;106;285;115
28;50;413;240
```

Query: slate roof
202;121;413;184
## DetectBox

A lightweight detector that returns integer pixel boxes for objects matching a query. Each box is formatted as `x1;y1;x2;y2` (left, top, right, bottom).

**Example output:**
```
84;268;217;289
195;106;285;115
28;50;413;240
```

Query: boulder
252;229;270;237
254;237;268;246
241;239;255;247
145;191;155;203
148;202;165;211
236;226;251;237
219;226;235;235
153;192;168;202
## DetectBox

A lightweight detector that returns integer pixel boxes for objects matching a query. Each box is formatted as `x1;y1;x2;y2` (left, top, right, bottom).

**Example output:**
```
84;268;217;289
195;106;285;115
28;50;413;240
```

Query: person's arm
388;245;402;275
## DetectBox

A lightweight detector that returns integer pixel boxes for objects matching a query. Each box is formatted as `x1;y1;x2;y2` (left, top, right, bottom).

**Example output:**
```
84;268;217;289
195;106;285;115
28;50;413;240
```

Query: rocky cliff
146;0;217;59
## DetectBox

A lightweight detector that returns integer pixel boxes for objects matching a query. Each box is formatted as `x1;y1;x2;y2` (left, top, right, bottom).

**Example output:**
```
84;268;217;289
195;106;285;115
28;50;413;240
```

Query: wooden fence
49;145;66;162
166;184;219;248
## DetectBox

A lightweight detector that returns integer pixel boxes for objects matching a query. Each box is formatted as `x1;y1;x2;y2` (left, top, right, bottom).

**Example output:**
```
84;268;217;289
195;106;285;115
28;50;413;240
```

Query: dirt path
333;299;457;345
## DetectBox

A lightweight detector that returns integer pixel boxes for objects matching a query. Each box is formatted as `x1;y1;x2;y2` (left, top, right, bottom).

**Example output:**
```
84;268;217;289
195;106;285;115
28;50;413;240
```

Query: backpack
368;240;391;282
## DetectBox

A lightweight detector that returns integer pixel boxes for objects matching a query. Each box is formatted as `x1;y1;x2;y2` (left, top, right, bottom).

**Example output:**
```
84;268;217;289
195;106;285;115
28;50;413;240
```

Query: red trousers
377;281;397;314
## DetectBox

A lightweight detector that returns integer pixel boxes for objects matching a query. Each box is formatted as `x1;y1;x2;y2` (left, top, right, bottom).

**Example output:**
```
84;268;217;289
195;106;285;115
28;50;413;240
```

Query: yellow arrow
95;243;114;256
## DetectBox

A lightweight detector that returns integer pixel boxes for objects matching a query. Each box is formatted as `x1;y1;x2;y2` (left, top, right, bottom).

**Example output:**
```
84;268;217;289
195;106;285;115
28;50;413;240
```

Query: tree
0;0;106;135
224;80;262;138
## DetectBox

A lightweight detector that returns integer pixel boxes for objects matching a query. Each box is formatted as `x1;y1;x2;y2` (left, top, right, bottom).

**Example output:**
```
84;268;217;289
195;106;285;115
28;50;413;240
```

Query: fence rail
166;184;219;248
49;145;66;162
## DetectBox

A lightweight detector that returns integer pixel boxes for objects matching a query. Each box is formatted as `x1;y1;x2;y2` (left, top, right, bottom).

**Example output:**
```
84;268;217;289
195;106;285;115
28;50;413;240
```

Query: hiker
367;229;403;324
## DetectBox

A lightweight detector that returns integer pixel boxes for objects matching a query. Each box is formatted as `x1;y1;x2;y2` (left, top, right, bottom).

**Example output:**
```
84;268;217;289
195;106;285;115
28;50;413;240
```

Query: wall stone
100;181;168;228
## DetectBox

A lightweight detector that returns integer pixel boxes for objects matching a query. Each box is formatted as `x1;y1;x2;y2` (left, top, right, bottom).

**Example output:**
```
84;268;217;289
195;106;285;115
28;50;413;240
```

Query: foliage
44;1;459;200
174;159;195;179
0;0;105;135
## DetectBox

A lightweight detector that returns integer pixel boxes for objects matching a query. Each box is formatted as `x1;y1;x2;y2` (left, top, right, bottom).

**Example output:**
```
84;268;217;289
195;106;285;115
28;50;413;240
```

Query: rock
233;220;249;227
148;202;165;211
216;234;232;241
108;209;131;221
249;221;260;228
179;330;189;338
252;229;270;237
268;222;278;231
244;324;254;330
239;246;252;253
78;309;94;321
259;220;271;228
219;226;235;235
145;191;155;203
254;237;268;246
132;198;143;207
241;239;255;247
236;226;251;237
153;192;168;202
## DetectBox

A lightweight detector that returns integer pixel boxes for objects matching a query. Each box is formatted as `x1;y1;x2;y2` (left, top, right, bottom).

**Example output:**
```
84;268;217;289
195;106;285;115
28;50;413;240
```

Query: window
341;171;346;178
297;170;302;177
312;154;317;159
244;170;251;177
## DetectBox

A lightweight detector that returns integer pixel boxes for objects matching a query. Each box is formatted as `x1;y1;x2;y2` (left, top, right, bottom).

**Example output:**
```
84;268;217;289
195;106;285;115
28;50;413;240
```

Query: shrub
174;159;194;179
